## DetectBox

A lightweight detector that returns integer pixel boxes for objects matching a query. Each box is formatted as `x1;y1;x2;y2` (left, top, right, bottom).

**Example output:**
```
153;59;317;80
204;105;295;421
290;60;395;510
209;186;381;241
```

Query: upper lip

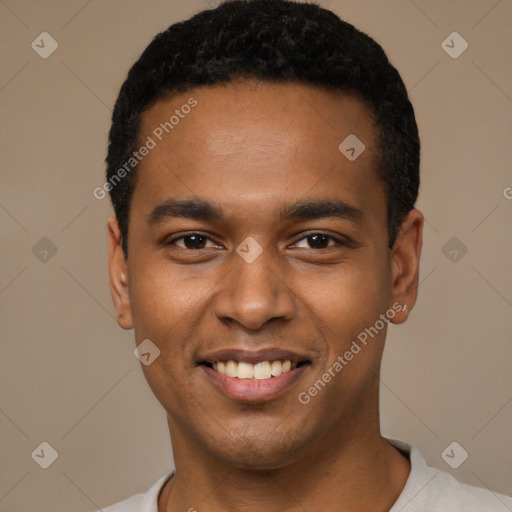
198;347;311;365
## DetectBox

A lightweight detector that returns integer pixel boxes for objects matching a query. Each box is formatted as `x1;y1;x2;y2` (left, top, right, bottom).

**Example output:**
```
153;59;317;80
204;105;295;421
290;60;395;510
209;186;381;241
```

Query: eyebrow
147;198;364;226
148;199;224;225
278;198;363;224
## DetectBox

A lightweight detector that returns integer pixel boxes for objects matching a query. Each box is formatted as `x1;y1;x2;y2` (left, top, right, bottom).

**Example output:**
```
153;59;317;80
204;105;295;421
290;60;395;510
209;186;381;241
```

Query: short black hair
106;0;420;256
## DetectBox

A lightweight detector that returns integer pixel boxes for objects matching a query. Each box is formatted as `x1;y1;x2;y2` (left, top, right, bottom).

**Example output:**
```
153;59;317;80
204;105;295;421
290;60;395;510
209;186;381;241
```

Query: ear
389;208;424;325
107;216;133;329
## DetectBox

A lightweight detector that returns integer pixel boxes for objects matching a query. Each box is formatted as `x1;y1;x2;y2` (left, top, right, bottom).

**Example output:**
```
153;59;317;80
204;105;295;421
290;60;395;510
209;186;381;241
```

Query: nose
213;246;296;331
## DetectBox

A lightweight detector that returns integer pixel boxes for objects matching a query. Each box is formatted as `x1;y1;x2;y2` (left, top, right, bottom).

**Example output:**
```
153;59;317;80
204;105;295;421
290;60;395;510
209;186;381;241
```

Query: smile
205;359;300;380
197;348;311;401
198;350;311;402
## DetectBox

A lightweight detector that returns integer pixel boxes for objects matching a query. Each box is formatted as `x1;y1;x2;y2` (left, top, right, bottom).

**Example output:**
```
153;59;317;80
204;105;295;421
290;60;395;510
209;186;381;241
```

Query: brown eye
293;233;343;249
170;234;216;250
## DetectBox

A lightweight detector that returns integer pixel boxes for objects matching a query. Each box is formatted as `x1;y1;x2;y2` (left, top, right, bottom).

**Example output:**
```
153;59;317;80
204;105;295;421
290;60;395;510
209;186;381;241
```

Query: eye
292;233;345;250
168;233;220;250
166;232;348;251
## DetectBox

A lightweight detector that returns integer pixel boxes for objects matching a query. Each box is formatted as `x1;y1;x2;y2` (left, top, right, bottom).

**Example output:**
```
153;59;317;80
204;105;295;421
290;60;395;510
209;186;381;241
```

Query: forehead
132;80;384;223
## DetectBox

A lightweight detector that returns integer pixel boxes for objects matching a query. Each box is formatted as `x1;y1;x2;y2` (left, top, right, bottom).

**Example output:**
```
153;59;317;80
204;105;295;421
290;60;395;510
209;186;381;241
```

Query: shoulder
431;471;512;510
98;471;174;512
387;438;512;512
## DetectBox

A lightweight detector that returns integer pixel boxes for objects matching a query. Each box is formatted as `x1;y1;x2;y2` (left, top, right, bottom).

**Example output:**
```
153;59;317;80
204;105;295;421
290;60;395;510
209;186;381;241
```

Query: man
101;0;512;510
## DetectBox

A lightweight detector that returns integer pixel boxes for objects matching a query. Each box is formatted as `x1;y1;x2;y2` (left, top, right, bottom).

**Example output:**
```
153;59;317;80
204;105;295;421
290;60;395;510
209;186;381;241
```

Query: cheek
306;257;390;361
315;257;388;315
127;259;217;375
128;257;190;334
128;266;201;415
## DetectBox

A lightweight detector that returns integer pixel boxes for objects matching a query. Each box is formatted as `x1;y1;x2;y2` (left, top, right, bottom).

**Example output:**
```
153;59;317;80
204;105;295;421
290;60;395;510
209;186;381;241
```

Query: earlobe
389;209;424;325
107;216;133;329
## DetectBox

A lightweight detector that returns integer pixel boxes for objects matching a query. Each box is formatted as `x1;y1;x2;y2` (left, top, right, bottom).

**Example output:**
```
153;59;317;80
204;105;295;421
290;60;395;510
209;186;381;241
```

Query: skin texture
108;80;423;512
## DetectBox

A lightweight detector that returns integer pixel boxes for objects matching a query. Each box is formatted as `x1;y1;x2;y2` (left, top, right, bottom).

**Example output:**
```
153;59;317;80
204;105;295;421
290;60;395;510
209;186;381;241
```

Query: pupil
185;235;205;249
309;234;328;248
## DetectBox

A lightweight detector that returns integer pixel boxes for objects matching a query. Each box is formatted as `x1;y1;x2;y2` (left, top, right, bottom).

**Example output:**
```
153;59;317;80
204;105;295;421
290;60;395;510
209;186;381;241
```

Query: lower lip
201;364;309;402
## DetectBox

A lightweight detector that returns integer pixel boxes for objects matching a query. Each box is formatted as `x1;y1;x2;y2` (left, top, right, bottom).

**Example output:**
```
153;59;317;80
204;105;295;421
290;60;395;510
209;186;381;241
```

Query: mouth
198;349;311;402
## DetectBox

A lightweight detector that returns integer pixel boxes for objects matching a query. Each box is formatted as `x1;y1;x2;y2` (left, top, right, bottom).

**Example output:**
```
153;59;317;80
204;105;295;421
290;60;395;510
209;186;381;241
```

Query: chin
201;426;316;471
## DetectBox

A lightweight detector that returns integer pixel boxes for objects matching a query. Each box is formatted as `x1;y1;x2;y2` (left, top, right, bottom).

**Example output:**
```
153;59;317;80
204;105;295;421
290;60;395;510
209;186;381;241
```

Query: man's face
109;81;419;469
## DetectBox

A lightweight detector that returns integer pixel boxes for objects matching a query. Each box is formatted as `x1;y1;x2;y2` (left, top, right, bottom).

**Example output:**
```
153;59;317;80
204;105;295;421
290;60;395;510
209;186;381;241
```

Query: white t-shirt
100;438;512;511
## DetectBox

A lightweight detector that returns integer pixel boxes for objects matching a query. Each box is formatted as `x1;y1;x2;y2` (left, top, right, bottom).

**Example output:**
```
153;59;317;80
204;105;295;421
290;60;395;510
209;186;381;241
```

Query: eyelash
166;232;348;250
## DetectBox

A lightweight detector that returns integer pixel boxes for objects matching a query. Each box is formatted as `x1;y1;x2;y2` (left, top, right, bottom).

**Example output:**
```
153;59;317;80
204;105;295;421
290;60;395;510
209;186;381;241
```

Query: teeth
225;360;238;377
254;361;272;380
270;360;282;377
237;362;254;379
213;359;295;380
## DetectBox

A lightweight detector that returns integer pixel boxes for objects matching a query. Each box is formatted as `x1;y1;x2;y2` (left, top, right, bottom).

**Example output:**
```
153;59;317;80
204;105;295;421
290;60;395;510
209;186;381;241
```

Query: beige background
1;0;511;510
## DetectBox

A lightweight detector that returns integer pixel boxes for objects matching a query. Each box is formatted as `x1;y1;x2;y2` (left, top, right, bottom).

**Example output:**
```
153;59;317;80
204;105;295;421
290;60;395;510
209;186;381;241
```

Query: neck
159;412;410;512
